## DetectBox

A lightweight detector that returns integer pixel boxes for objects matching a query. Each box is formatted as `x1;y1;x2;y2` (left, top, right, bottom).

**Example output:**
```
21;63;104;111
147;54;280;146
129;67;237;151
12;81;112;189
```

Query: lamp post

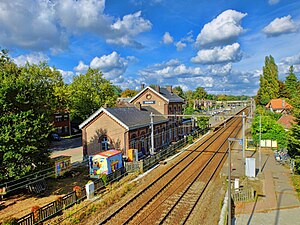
259;115;262;173
227;137;242;225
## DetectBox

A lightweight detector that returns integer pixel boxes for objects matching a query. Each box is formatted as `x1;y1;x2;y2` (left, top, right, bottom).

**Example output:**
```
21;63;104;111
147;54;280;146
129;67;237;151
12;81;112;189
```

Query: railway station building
79;85;193;158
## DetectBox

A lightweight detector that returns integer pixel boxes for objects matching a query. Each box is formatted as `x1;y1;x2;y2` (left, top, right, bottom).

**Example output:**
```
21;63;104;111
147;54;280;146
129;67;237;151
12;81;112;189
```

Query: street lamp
227;137;242;225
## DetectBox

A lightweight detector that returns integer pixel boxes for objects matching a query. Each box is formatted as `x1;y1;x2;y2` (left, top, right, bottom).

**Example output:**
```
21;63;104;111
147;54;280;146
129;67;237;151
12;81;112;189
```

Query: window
130;134;137;149
100;136;110;151
55;115;63;122
64;126;69;133
57;127;63;134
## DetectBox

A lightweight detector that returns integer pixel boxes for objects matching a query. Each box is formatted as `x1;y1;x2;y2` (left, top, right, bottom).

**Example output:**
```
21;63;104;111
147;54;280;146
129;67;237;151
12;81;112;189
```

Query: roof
277;114;297;129
129;86;184;103
79;106;168;130
266;99;293;110
99;150;122;158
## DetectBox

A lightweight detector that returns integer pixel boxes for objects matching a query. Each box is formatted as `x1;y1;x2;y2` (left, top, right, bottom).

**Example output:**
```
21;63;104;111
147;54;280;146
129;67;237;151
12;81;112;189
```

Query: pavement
222;144;300;225
50;137;83;163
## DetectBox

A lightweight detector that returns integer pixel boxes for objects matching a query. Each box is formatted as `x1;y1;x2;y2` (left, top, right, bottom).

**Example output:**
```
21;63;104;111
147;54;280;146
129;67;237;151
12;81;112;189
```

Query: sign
143;100;156;104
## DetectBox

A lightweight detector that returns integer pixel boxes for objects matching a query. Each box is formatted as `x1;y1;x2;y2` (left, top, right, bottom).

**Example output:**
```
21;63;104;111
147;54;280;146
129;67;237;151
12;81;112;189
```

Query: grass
49;172;140;225
291;174;300;200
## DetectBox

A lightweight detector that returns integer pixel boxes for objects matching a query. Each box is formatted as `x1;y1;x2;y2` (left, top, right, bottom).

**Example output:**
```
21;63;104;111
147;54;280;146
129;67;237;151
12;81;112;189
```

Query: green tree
256;55;279;105
193;87;207;100
251;115;287;149
121;88;138;98
285;66;298;100
0;52;63;180
173;86;184;98
67;68;117;122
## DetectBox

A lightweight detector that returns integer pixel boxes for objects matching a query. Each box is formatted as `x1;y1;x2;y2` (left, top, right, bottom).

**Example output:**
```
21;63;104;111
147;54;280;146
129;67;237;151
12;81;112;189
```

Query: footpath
225;146;300;225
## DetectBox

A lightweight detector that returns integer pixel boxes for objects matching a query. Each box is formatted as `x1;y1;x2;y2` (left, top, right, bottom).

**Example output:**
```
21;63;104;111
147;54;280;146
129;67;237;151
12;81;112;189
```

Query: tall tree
173;86;184;98
67;68;117;122
256;55;279;105
285;65;298;100
193;87;207;100
0;51;63;180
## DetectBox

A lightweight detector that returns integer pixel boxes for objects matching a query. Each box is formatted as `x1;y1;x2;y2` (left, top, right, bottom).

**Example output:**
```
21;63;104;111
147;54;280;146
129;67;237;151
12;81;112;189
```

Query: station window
100;136;110;151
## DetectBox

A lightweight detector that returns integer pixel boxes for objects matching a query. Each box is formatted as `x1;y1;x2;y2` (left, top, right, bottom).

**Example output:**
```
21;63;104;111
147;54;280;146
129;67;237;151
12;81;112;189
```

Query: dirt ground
0;166;90;223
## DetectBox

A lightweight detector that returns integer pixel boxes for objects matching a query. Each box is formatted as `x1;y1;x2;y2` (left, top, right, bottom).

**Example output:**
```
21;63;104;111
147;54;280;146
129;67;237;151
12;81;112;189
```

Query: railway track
97;109;247;225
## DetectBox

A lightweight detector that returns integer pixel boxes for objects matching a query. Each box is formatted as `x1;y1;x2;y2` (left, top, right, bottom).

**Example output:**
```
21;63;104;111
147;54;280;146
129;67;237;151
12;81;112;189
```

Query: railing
232;187;255;202
16;168;124;225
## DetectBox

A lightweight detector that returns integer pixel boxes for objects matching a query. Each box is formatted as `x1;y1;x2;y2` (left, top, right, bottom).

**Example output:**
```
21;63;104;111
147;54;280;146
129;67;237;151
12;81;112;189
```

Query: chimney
134;102;142;110
104;103;108;108
155;85;160;93
166;85;173;93
141;83;145;90
282;99;285;108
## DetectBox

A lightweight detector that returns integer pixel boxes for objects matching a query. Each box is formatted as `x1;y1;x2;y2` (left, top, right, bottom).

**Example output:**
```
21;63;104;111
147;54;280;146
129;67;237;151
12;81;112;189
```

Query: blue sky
1;0;300;96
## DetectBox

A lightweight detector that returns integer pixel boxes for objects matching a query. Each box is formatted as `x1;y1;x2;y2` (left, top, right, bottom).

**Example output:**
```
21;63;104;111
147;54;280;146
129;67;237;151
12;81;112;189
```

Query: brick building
79;85;192;158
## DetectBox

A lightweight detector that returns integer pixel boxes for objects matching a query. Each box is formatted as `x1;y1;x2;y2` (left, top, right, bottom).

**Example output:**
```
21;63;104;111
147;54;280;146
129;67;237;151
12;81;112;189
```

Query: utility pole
228;139;231;225
150;112;154;155
259;115;262;173
242;112;245;160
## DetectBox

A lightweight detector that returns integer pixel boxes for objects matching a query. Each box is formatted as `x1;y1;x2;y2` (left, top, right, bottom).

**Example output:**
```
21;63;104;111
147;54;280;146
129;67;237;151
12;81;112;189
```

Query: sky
1;0;300;96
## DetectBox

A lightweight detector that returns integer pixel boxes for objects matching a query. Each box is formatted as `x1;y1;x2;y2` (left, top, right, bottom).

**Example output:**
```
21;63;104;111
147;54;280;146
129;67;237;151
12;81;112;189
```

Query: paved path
226;147;300;225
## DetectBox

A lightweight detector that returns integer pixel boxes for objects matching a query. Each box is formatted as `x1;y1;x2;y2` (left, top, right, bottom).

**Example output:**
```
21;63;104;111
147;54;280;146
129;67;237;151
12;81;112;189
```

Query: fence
16;168;125;225
232;187;255;202
16;128;206;225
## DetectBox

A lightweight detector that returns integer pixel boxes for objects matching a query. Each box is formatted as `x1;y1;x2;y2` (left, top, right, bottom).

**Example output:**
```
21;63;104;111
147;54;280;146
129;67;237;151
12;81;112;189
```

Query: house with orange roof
277;114;297;130
265;99;293;114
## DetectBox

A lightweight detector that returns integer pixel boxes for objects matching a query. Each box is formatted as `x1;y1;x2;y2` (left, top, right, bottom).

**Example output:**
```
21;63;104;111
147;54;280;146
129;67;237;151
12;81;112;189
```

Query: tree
251;115;287;149
288;97;300;173
67;68;117;122
0;51;63;181
193;87;207;100
173;86;184;98
256;55;279;105
285;66;298;100
121;88;138;98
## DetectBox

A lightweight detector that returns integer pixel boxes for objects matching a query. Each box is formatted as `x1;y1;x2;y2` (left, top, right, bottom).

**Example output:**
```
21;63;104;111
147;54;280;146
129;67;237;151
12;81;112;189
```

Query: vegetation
0;49;62;180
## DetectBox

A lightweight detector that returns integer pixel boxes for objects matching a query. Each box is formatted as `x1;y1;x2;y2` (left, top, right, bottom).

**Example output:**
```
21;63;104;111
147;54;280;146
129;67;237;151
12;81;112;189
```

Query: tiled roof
129;86;184;103
277;114;297;129
79;106;168;130
159;87;184;103
265;99;293;110
106;106;168;130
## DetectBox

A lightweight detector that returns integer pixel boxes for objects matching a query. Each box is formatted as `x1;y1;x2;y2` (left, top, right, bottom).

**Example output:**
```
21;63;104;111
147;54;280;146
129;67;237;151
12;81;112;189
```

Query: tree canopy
67;68;117;122
0;51;63;180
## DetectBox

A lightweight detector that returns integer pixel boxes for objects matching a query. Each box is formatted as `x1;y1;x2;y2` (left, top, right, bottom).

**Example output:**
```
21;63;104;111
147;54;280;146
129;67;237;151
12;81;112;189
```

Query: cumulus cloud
74;51;128;79
268;0;280;5
0;0;152;51
162;32;174;44
175;41;187;51
58;69;75;84
191;43;242;64
196;9;247;47
13;53;49;66
262;15;298;37
281;53;300;65
74;61;89;73
139;60;203;79
207;63;233;76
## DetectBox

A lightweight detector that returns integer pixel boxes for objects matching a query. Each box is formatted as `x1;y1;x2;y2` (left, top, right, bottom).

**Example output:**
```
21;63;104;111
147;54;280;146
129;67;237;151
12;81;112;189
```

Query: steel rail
98;109;247;225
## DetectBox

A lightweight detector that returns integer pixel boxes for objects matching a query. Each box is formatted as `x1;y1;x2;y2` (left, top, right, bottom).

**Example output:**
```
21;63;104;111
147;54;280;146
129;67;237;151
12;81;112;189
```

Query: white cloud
191;43;242;64
196;9;247;47
208;63;233;75
162;32;174;44
74;52;128;79
0;0;152;51
262;15;298;37
268;0;280;5
178;76;214;88
74;61;89;73
58;69;75;84
13;53;49;66
175;41;186;51
281;53;300;65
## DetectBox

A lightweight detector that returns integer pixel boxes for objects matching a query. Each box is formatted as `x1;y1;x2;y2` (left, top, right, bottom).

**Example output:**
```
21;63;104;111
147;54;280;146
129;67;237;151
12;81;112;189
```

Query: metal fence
16;168;125;225
232;187;255;202
16;128;206;225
